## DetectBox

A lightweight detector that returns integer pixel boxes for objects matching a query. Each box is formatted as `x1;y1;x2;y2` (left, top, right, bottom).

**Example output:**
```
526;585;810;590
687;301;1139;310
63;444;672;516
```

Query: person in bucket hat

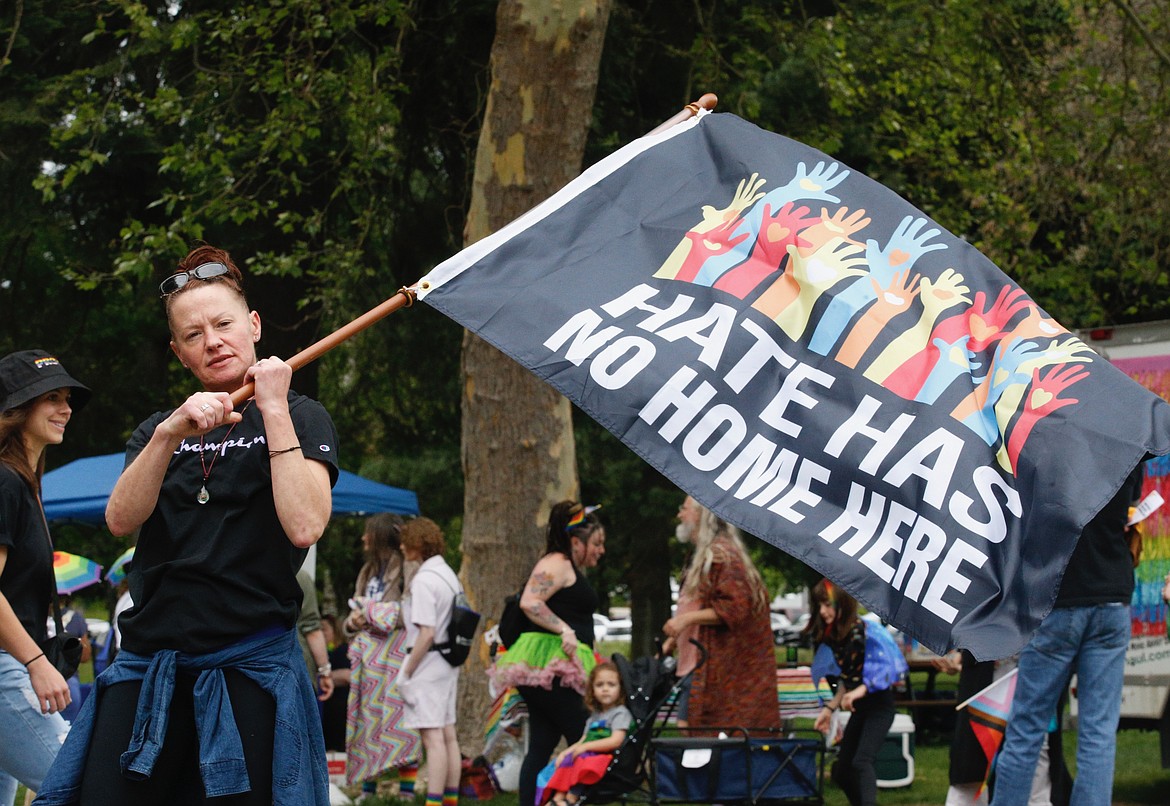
0;351;91;416
0;349;88;803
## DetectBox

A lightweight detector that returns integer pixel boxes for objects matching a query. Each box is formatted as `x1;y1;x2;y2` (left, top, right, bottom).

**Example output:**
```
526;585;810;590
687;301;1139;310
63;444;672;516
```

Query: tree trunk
456;0;612;756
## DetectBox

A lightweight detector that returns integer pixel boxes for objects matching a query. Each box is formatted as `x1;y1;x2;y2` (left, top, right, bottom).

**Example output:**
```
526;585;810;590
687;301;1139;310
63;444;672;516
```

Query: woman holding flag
36;246;339;805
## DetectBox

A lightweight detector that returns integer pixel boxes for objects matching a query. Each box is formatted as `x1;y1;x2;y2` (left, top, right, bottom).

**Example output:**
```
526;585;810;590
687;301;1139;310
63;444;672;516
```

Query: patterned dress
684;536;780;734
345;599;421;784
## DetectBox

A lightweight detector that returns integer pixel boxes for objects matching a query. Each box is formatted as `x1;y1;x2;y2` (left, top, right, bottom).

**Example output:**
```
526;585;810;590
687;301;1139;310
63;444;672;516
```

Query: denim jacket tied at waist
33;628;328;805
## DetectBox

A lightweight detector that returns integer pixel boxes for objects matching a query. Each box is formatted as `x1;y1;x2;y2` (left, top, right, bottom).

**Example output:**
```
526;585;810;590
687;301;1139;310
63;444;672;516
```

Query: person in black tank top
490;501;606;806
545;564;598;645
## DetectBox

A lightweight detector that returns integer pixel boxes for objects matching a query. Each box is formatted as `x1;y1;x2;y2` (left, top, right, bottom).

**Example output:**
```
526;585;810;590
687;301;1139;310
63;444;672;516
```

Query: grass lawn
17;729;1168;804
320;728;1166;806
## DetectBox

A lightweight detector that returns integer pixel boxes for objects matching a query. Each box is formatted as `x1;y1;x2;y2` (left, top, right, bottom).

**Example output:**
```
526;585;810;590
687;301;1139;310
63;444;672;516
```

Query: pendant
197;485;210;505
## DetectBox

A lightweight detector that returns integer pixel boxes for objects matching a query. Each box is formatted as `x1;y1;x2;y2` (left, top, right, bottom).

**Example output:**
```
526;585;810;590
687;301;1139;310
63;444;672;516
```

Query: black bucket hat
0;350;91;414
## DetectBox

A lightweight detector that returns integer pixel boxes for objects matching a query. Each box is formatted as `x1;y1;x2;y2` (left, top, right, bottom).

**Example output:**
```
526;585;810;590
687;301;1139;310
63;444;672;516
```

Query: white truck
1079;321;1170;767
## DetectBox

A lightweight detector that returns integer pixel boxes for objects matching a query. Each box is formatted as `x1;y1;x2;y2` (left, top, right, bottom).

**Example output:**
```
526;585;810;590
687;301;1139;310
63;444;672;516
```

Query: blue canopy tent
42;453;419;524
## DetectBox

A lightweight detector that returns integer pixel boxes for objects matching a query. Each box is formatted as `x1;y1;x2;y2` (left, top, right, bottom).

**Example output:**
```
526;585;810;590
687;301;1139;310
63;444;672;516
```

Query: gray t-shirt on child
588;704;633;736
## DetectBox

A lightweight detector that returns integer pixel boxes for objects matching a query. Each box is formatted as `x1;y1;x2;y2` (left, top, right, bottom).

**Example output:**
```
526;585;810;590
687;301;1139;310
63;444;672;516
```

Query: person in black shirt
43;246;339;805
489;501;606;806
809;579;896;806
0;349;89;801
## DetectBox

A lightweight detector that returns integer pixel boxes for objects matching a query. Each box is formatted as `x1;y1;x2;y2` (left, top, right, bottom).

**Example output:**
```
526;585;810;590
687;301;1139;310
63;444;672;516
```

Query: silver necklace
196;403;248;504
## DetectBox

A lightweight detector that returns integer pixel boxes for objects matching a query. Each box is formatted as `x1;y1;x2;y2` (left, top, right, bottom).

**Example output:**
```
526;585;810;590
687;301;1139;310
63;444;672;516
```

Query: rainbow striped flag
959;667;1017;793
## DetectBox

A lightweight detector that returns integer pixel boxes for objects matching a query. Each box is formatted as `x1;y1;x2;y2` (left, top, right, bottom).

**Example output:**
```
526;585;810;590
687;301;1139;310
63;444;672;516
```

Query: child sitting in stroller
537;662;633;806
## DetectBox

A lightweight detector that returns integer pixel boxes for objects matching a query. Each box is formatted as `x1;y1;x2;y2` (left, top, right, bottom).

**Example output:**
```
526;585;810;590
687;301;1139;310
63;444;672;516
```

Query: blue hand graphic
962;340;1041;445
807;216;946;355
864;216;947;285
915;335;975;404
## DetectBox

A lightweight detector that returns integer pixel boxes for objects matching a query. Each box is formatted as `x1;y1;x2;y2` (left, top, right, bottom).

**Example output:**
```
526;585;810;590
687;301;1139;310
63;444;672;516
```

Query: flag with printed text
417;110;1170;658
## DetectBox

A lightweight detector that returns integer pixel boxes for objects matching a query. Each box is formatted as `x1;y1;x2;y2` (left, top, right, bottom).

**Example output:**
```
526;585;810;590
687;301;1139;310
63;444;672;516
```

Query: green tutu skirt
489;632;596;695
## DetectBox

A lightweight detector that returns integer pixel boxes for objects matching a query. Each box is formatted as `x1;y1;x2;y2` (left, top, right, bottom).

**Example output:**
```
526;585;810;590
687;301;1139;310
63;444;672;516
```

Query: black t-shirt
119;392;339;655
0;464;53;643
1054;463;1144;608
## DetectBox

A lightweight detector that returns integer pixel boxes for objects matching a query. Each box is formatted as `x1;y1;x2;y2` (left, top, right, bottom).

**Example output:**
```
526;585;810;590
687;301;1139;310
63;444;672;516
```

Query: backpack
810;615;909;694
424;570;481;667
497;587;535;649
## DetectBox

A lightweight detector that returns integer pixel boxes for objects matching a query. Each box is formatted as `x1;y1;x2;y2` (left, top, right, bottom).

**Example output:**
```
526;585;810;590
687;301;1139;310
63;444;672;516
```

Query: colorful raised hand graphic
769;160;852;208
863;268;971;386
990;337;1094;466
753;237;868;341
965;286;1031;352
880;283;1016;399
661;223;753;284
690;162;852;287
646;167;1099;480
1011;302;1069;344
1002;363;1090;473
835;269;923;369
655;173;767;281
796;206;872;252
806;215;947;356
913;334;978;404
954;338;1046;444
712;202;815;299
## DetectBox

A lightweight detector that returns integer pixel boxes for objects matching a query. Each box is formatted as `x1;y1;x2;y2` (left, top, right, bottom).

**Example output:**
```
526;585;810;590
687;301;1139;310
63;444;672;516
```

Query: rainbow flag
958;667;1018;793
484;685;527;756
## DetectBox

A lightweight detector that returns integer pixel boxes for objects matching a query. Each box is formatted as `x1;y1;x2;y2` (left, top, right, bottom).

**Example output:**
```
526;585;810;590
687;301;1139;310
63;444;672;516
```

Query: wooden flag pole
229;286;418;406
227;93;719;407
647;92;718;135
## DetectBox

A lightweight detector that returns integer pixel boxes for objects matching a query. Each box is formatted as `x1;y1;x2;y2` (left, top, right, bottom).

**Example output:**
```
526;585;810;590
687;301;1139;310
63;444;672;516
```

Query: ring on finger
199;403;212;412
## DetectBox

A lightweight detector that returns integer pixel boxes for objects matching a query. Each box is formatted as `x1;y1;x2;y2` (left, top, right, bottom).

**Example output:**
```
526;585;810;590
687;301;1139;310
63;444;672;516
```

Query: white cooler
832;711;915;789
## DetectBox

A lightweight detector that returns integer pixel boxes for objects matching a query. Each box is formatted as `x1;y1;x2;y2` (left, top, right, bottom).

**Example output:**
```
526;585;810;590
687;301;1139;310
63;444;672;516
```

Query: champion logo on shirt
174;434;267;456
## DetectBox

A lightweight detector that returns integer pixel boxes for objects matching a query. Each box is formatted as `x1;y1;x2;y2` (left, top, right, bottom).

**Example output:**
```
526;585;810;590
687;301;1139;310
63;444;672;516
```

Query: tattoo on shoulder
528;571;557;597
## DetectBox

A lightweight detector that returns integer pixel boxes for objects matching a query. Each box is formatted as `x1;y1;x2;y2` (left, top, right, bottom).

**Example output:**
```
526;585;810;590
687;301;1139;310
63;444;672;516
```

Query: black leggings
832;687;896;806
517;683;588;806
78;671;275;805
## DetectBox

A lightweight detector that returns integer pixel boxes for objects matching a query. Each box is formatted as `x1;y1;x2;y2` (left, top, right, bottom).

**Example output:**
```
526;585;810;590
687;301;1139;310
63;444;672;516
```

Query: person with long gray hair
661;495;779;734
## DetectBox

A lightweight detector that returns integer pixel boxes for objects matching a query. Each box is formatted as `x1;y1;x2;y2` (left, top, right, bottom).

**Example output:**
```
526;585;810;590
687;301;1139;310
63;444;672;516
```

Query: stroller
575;642;700;805
577;640;825;806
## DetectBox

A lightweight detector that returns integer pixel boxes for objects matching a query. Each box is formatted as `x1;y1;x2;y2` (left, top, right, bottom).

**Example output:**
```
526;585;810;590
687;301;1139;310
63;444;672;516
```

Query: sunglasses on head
159;262;231;297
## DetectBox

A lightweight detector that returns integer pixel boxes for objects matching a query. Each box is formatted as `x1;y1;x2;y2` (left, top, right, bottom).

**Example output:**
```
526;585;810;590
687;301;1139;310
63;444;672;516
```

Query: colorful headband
563;504;602;533
564;508;587;532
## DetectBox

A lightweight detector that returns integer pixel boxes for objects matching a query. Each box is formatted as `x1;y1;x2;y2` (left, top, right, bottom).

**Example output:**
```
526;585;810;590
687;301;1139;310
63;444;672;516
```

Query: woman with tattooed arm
489;501;606;806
